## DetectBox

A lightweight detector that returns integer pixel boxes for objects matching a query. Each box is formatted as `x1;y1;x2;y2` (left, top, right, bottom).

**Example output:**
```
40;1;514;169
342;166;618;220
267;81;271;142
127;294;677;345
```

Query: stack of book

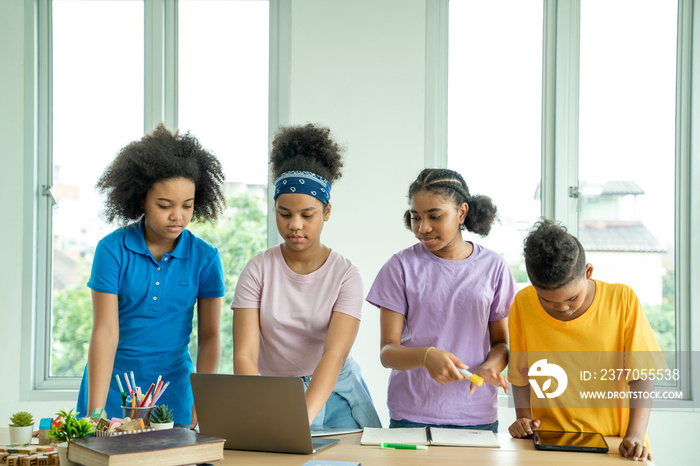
67;428;225;466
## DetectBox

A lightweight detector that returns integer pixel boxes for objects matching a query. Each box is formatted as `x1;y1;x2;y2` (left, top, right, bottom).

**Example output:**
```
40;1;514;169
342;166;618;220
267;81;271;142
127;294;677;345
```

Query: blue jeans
300;356;382;429
389;418;499;433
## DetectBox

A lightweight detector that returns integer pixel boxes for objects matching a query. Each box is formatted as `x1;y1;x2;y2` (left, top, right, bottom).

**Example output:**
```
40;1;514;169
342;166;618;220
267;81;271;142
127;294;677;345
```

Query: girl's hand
423;348;467;385
468;363;509;395
190;404;198;429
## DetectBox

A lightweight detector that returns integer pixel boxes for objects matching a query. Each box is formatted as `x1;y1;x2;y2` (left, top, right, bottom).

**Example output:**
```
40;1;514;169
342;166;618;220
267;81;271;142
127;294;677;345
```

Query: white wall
0;0;27;420
0;0;63;419
0;0;68;421
1;1;698;464
287;0;427;426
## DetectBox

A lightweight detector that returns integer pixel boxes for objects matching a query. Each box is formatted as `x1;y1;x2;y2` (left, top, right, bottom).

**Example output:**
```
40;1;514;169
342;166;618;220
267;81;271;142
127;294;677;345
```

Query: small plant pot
8;425;34;445
150;421;174;430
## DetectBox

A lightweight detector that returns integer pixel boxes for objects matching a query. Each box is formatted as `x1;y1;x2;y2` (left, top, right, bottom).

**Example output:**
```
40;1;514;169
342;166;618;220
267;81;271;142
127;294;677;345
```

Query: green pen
380;443;428;450
115;374;128;405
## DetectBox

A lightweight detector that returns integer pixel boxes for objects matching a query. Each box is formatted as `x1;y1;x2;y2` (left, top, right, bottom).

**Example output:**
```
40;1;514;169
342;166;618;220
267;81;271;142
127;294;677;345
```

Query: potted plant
8;411;34;445
149;404;174;430
46;409;95;466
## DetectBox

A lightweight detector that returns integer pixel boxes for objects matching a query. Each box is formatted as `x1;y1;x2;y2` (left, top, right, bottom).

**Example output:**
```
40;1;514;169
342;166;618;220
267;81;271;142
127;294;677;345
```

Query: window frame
671;0;698;409
22;0;281;399
425;0;448;167
546;0;695;407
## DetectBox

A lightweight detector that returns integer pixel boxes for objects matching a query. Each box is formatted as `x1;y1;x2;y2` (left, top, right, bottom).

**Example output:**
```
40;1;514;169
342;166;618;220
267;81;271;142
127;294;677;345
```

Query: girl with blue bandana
77;124;226;427
232;123;381;429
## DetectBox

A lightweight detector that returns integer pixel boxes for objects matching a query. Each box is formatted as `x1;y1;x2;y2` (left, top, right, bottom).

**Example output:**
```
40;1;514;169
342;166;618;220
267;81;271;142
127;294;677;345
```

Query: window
179;0;270;373
447;0;544;283
578;0;678;353
448;0;695;403
34;0;270;391
42;0;145;387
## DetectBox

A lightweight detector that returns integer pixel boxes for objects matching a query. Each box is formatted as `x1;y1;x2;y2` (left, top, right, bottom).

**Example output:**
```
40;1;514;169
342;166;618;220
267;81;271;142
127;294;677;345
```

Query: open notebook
361;427;501;448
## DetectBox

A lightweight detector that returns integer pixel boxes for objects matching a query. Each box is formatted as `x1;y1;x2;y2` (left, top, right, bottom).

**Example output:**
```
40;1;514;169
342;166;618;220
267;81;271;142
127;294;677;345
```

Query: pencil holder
121;406;153;425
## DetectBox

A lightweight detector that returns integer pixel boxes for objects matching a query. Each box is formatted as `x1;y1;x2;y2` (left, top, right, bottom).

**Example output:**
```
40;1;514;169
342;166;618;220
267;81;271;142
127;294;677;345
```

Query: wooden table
216;432;654;465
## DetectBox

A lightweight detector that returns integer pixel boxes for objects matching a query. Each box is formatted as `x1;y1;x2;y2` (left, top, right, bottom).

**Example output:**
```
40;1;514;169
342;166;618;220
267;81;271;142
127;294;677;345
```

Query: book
67;428;225;466
360;427;500;448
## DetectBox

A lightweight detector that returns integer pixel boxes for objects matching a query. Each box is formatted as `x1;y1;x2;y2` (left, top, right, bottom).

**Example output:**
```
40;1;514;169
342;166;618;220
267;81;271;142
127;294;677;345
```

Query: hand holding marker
458;368;484;386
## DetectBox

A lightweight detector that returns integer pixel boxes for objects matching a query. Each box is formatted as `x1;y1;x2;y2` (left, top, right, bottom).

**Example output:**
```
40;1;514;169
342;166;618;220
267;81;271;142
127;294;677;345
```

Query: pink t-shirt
232;245;363;376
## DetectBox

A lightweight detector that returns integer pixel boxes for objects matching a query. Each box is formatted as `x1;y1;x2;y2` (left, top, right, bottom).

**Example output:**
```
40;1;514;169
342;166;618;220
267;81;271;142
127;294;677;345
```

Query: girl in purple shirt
366;169;517;432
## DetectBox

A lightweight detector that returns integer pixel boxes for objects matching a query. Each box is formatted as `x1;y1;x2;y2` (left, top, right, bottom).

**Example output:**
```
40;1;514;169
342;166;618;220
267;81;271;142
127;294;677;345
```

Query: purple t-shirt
366;242;516;426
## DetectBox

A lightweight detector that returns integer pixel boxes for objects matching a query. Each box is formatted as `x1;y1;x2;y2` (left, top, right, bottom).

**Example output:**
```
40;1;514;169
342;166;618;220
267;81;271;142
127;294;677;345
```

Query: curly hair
402;168;498;236
523;218;587;290
269;123;344;183
96;123;226;225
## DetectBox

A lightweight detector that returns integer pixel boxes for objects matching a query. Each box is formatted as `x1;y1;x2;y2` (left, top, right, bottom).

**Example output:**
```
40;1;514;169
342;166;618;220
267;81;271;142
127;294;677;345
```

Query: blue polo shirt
77;222;225;425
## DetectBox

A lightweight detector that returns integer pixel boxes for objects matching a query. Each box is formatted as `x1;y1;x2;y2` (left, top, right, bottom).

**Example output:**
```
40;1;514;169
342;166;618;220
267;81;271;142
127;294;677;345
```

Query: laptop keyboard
312;439;326;449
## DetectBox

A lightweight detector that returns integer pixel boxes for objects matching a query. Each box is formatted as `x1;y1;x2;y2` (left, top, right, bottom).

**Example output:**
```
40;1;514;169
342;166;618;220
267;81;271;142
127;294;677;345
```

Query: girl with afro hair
77;124;226;428
232;123;381;430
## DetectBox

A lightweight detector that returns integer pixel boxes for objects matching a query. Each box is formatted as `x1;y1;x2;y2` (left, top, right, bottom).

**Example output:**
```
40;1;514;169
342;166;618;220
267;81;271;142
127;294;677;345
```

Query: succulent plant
150;404;174;424
46;408;95;441
9;411;34;427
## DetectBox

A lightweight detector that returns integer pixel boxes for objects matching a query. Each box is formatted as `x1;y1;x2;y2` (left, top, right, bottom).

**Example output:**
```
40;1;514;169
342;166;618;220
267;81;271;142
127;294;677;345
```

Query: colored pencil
151;381;169;405
140;383;155;407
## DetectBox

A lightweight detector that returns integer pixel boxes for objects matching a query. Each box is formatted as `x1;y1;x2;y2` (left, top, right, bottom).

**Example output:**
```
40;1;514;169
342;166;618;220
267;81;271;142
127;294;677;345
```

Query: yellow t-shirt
508;280;662;439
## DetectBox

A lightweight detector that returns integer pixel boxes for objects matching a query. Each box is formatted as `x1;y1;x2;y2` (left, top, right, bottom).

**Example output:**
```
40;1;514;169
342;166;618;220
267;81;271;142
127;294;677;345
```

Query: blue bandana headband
274;170;331;205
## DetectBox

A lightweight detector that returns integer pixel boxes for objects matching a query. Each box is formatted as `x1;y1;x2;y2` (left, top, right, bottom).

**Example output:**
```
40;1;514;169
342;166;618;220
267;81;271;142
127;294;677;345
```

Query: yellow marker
458;368;484;386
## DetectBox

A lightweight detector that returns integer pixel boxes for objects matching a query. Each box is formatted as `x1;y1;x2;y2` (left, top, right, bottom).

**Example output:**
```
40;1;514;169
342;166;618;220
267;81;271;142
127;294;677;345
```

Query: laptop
190;373;342;454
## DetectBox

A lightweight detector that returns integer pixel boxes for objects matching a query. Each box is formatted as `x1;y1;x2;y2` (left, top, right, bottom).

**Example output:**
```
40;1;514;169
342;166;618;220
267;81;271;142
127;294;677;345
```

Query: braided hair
403;168;498;236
